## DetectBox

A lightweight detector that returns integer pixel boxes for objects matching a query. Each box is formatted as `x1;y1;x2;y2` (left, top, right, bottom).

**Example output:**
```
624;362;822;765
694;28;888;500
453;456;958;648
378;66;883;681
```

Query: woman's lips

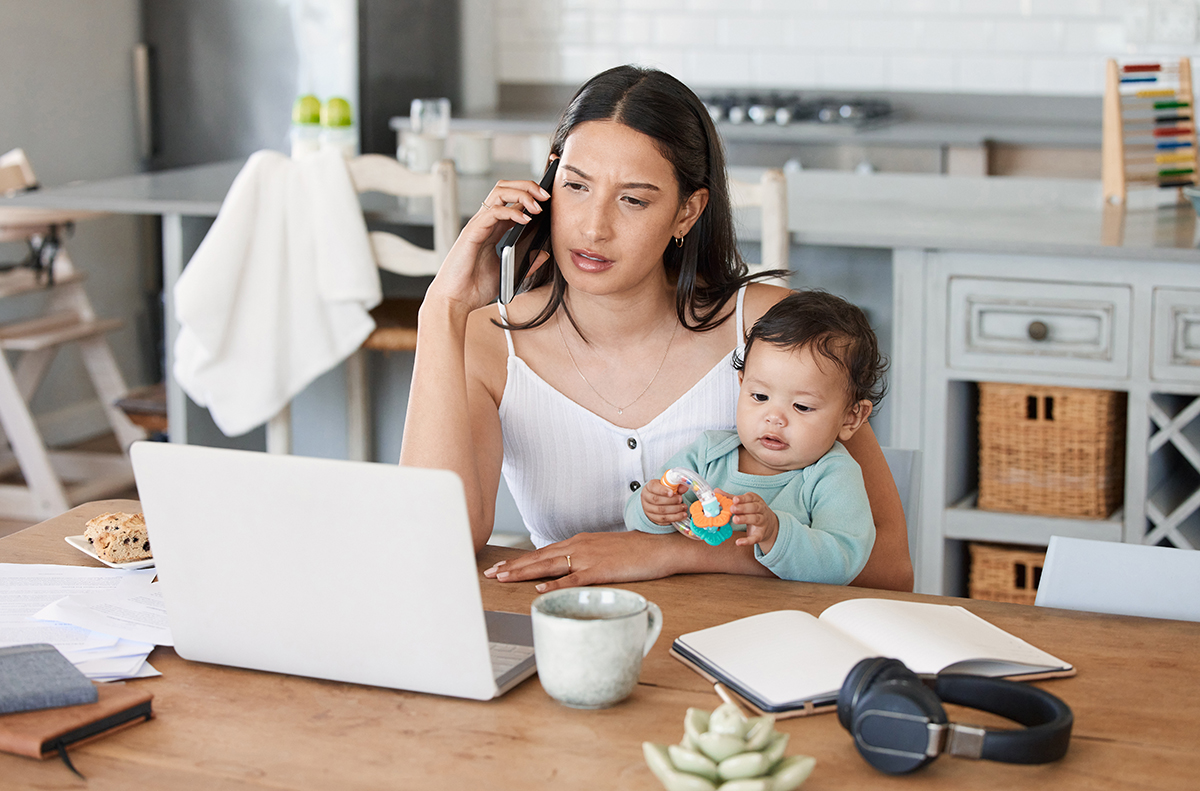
570;248;613;273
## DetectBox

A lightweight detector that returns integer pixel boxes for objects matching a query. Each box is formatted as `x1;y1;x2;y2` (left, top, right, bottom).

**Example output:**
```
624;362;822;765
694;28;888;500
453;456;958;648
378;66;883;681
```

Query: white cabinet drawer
948;277;1131;378
1152;288;1200;383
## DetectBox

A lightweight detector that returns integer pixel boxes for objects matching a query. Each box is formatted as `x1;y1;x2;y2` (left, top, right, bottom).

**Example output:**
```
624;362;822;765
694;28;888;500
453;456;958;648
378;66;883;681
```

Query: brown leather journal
0;682;153;761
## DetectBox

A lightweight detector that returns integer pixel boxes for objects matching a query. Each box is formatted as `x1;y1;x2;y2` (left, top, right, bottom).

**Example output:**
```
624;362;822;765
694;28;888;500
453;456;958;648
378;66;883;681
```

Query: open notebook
671;598;1073;717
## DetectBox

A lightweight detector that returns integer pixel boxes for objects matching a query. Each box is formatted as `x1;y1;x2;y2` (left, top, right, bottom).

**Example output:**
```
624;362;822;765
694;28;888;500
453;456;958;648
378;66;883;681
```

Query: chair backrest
345;154;460;277
0;148;37;195
729;169;789;287
881;447;922;571
1035;536;1200;622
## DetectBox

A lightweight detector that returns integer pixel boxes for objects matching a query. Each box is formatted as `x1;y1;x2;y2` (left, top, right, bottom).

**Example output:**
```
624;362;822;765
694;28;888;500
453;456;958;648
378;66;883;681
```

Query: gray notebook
0;644;97;715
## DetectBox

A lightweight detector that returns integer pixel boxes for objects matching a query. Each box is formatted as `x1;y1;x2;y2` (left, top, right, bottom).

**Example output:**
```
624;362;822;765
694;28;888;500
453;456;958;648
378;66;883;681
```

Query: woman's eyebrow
561;164;661;192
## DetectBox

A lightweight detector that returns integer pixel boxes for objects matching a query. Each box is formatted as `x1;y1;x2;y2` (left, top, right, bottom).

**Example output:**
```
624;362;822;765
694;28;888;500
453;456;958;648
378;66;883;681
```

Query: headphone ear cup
837;657;914;730
852;679;948;775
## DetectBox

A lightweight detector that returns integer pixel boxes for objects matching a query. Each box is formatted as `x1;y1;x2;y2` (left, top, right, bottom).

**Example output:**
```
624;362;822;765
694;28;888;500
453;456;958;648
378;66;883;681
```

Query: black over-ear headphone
837;657;1073;775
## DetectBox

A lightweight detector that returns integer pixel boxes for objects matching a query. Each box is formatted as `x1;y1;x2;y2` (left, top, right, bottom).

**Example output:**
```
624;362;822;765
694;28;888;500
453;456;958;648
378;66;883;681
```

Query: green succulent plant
643;703;816;791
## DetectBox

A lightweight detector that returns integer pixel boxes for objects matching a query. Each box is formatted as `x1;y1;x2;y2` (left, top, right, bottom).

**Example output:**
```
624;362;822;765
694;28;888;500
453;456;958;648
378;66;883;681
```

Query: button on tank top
498;287;747;548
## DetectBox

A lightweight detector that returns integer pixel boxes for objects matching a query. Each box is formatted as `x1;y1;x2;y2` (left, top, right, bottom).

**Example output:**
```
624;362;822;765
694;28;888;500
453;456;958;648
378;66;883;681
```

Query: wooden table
3;500;1199;790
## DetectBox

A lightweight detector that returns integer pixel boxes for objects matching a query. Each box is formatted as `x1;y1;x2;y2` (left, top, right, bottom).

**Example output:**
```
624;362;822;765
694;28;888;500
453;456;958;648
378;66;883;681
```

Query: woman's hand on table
482;529;775;592
424;177;551;312
484;531;682;592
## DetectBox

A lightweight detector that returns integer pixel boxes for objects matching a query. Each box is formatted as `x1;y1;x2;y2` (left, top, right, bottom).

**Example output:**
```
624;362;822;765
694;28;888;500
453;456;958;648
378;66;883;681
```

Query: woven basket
969;542;1045;605
978;382;1125;518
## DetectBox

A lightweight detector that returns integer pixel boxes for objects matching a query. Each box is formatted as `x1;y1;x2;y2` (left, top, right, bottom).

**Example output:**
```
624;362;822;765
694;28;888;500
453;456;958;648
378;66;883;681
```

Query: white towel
173;149;381;437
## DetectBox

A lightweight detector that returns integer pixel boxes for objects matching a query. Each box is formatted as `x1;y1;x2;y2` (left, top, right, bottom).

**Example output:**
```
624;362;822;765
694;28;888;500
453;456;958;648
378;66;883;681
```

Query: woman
401;66;913;592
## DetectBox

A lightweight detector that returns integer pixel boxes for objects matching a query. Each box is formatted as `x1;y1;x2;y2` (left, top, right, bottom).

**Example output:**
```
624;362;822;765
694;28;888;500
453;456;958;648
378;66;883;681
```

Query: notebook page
675;610;878;707
818;599;1071;676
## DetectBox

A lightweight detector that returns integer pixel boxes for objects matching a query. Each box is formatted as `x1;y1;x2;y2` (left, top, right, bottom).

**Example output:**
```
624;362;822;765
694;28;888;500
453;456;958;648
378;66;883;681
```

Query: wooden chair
881;447;922;573
265;155;459;459
0;149;145;519
1036;536;1200;622
729;169;790;287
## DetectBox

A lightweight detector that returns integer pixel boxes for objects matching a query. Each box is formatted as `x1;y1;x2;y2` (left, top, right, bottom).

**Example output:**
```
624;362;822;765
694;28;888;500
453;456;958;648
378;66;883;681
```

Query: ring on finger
565;554;572;572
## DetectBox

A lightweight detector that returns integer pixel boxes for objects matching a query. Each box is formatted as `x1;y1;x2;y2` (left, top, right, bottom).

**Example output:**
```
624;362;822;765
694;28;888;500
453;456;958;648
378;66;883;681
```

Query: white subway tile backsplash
889;54;959;90
753;51;822;88
820;54;887;89
993;19;1066;52
856;18;927;51
954;0;1027;16
1063;19;1126;52
1028;55;1106;94
654;14;722;47
613;14;655;47
758;0;830;12
1032;0;1103;15
561;46;625;82
626;47;689;77
917;18;996;51
787;18;856;50
722;16;789;49
494;1;1132;96
686;48;756;86
957;55;1030;93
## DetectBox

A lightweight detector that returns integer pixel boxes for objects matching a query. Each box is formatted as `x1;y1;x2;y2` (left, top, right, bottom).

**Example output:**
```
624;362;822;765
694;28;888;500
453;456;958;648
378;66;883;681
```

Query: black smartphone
496;158;558;304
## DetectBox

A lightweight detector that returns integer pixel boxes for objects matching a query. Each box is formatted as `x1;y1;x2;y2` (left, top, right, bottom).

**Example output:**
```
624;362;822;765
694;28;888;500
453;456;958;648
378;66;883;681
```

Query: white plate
64;535;155;569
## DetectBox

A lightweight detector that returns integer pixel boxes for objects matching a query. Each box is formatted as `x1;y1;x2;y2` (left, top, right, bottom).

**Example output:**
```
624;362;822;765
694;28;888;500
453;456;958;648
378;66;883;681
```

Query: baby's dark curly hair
733;290;889;408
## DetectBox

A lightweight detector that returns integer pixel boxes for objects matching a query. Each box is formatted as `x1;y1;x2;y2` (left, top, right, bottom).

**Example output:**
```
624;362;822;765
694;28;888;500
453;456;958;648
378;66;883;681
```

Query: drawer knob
1027;320;1049;341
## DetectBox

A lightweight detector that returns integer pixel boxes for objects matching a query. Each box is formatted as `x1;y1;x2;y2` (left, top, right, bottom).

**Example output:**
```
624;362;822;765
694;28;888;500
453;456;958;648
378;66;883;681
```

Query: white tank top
498;287;747;547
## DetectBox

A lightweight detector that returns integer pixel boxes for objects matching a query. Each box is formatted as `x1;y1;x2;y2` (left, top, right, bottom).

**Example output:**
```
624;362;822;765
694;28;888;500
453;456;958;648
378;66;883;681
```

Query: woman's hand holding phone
424;170;553;314
497;159;558;304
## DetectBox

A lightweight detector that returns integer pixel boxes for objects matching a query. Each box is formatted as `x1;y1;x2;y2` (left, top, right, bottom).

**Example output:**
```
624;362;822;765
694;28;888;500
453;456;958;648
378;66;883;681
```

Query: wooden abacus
1102;57;1199;204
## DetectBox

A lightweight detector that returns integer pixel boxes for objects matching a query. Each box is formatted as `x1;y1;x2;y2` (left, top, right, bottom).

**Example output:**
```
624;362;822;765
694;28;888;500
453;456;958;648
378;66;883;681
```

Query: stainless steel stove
704;93;894;129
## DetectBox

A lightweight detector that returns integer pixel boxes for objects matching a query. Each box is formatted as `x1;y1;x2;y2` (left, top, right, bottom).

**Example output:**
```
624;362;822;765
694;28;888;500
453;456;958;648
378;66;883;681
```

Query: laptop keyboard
489;641;535;676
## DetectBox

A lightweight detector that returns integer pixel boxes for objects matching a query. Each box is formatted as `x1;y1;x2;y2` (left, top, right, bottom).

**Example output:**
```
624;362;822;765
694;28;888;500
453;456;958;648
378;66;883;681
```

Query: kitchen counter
392;114;1100;150
764;169;1198;262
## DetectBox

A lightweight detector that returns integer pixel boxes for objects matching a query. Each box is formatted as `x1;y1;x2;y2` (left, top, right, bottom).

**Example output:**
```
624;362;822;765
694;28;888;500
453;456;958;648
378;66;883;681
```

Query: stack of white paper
0;564;172;681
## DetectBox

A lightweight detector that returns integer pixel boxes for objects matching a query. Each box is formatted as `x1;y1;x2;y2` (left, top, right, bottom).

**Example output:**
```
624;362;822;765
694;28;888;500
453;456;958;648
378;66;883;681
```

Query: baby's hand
640;478;688;527
730;491;780;554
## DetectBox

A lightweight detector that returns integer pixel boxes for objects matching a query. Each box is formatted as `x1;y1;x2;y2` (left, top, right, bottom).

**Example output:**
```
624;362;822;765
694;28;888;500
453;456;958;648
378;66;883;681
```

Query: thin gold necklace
557;313;680;415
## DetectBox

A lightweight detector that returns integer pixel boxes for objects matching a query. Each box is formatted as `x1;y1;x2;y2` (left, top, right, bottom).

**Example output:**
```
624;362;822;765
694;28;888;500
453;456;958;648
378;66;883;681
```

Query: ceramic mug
453;133;493;176
399;131;446;174
531;587;663;709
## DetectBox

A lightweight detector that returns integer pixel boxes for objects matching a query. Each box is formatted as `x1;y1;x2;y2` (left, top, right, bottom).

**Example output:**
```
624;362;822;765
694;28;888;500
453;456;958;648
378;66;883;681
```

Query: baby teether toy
661;468;734;546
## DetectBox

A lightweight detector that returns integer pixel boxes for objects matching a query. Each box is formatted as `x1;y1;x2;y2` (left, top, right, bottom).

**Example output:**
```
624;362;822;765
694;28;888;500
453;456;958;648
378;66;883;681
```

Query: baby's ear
838;399;873;442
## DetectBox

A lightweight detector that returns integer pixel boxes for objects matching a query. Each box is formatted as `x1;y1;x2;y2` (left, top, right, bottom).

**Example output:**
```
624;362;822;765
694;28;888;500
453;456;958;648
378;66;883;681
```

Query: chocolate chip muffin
83;511;151;563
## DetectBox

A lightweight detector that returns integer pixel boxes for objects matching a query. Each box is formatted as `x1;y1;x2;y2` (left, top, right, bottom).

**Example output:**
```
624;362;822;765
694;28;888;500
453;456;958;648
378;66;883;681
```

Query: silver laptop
130;441;536;701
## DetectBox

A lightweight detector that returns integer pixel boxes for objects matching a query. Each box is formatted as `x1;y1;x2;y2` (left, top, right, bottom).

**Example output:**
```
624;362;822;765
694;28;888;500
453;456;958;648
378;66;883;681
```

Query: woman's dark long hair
504;65;789;336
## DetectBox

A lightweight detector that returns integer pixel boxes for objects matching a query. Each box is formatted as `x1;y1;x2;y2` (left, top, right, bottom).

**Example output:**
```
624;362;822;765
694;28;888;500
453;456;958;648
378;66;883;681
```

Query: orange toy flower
690;491;732;529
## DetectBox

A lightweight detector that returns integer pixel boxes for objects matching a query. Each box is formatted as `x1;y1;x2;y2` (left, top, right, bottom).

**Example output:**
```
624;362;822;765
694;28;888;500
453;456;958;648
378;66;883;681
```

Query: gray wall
0;1;152;445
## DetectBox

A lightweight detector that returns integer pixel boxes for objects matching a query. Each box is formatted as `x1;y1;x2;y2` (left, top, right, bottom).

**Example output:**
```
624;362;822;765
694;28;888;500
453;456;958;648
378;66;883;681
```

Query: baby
625;290;888;583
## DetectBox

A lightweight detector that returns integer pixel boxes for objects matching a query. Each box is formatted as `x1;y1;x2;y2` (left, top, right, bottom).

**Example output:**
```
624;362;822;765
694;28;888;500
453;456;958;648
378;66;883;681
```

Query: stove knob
817;106;836;123
774;106;794;125
748;104;774;125
704;101;725;123
727;104;747;124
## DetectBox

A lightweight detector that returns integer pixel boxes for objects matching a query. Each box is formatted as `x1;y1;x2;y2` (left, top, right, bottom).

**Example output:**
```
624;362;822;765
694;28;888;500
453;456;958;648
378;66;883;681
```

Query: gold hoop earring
674;235;684;248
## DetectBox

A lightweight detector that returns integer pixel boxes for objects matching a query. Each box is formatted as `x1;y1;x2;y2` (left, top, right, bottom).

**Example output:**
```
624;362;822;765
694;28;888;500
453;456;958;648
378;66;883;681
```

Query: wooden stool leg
0;354;69;517
77;336;147;449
